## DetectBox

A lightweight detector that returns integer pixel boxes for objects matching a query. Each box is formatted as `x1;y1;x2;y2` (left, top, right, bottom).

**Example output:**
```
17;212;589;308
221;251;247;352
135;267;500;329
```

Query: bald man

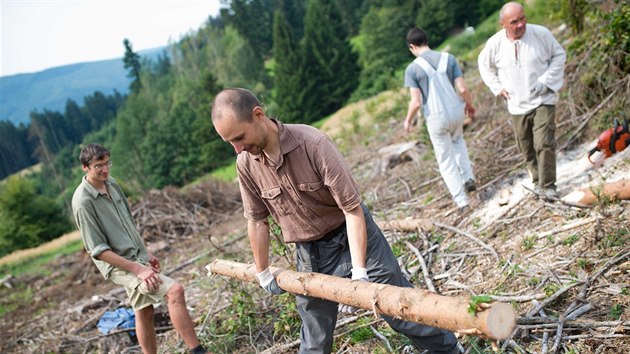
211;88;459;354
478;2;566;199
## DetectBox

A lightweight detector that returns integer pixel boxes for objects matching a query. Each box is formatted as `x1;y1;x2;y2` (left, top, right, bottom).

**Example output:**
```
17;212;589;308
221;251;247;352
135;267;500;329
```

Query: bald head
211;88;262;123
499;2;527;40
500;2;524;22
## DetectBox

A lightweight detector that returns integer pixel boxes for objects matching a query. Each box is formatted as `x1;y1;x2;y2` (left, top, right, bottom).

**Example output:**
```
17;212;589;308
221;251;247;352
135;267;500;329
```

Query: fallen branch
516;318;628;328
379;219;499;260
525;281;585;318
535;218;596;240
486;294;546;303
560;89;617;150
371;325;394;353
207;259;516;340
433;222;499;261
405;241;436;292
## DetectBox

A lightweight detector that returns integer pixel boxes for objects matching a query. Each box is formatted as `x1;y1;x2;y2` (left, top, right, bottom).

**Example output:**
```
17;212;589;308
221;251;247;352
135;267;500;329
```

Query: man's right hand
256;268;285;295
498;89;510;100
137;264;162;291
403;117;417;133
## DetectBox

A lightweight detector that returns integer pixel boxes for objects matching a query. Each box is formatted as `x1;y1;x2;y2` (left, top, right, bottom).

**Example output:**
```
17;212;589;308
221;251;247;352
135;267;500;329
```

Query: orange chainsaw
587;117;630;164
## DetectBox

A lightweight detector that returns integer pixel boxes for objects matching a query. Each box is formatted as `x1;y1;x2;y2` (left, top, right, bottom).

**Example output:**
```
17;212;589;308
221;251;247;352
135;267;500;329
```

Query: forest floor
1;74;628;353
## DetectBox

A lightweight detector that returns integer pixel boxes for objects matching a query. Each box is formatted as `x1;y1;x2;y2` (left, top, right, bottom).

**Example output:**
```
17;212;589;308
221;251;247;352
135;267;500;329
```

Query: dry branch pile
132;180;242;243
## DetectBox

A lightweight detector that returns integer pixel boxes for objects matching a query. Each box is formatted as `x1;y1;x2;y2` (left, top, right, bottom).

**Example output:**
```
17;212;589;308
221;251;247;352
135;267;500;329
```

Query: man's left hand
531;81;548;96
148;253;161;273
338;267;368;313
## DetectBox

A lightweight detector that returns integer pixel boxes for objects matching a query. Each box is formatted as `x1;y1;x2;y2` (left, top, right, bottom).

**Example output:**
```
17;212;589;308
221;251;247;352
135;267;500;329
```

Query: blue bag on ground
97;307;136;335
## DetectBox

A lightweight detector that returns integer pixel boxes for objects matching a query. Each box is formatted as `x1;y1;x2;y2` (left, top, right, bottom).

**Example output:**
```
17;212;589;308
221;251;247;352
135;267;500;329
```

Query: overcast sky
1;0;222;77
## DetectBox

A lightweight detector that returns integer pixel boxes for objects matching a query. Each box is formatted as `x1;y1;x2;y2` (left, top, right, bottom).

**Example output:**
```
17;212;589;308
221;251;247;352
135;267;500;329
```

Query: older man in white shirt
478;1;566;199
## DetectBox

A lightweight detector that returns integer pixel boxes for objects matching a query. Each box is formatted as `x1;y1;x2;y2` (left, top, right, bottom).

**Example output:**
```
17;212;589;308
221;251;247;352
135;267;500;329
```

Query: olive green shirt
71;175;149;279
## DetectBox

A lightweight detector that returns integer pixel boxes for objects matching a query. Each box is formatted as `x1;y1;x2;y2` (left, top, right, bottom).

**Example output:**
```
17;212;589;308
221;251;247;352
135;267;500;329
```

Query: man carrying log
211;88;459;354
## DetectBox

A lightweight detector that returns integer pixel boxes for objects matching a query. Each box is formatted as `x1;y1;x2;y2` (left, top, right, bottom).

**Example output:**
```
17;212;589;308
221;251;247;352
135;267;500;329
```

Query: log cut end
485;302;516;340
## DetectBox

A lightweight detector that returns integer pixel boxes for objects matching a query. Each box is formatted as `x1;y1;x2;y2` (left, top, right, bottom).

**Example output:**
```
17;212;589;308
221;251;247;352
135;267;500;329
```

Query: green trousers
511;105;557;189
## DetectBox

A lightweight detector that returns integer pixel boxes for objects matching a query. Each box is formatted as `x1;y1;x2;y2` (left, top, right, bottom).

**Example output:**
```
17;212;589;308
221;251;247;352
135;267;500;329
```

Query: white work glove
256;268;285;295
338;267;368;313
530;81;548;96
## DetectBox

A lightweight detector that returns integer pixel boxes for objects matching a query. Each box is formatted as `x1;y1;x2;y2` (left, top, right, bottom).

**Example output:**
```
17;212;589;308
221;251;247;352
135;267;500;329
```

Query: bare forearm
455;77;476;119
455;77;473;105
404;89;422;132
248;219;271;272
343;205;367;269
96;250;143;275
404;101;420;122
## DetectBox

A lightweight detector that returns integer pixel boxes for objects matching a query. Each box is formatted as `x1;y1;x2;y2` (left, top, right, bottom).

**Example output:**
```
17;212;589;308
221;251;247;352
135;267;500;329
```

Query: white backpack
414;52;465;127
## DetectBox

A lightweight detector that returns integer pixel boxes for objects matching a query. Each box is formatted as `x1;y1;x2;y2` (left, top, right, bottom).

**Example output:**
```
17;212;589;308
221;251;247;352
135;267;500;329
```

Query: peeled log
562;179;630;205
207;259;516;340
376;219;433;232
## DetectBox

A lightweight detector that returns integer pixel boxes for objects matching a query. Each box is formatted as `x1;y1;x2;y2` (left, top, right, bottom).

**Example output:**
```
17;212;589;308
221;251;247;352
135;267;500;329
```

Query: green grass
0;238;82;318
210;160;237;181
0;238;83;277
607;303;624;320
562;233;581;246
521;235;537;250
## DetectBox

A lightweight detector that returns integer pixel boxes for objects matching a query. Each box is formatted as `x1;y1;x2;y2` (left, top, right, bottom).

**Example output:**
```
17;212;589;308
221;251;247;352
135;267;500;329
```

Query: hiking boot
533;184;542;194
543;188;559;201
464;179;477;193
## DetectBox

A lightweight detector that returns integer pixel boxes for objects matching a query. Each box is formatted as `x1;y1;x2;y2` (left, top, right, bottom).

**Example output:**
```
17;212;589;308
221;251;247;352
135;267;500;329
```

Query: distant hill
0;47;165;126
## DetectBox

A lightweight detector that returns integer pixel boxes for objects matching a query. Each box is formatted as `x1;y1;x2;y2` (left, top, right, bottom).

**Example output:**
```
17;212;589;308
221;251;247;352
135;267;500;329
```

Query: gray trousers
511;105;557;189
295;204;458;354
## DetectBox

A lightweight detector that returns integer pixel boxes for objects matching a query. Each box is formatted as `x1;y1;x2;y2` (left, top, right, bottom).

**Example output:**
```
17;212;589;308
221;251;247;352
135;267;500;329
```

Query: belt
316;222;346;242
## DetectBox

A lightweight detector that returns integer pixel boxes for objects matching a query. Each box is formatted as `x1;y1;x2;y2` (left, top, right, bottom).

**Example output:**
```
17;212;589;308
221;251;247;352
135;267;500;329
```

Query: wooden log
376;218;433;232
206;259;516;340
562;179;630;205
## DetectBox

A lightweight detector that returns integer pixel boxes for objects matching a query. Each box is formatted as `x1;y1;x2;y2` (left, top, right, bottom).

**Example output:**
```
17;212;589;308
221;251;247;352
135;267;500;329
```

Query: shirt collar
82;175;111;199
253;119;299;167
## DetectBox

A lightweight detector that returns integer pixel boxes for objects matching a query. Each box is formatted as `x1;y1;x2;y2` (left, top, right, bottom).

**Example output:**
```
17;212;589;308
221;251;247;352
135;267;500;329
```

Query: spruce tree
300;0;359;123
123;38;142;93
416;0;455;47
352;6;413;100
272;10;302;123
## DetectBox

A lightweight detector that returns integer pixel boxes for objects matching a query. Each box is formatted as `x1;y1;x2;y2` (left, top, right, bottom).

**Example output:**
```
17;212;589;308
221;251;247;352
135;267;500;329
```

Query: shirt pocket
261;186;293;215
297;181;336;207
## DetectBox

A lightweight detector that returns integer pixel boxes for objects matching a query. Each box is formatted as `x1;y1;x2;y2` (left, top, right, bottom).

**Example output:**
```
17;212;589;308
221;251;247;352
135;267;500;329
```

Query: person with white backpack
403;27;477;210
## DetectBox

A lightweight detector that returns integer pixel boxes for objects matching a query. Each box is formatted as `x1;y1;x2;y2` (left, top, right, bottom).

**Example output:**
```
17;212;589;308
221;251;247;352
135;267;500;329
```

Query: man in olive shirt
71;144;210;354
211;88;458;354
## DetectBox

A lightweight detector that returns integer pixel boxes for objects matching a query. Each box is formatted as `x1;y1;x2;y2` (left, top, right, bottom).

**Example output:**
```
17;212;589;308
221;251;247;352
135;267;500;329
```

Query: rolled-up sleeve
237;160;271;222
75;207;111;258
314;135;361;212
